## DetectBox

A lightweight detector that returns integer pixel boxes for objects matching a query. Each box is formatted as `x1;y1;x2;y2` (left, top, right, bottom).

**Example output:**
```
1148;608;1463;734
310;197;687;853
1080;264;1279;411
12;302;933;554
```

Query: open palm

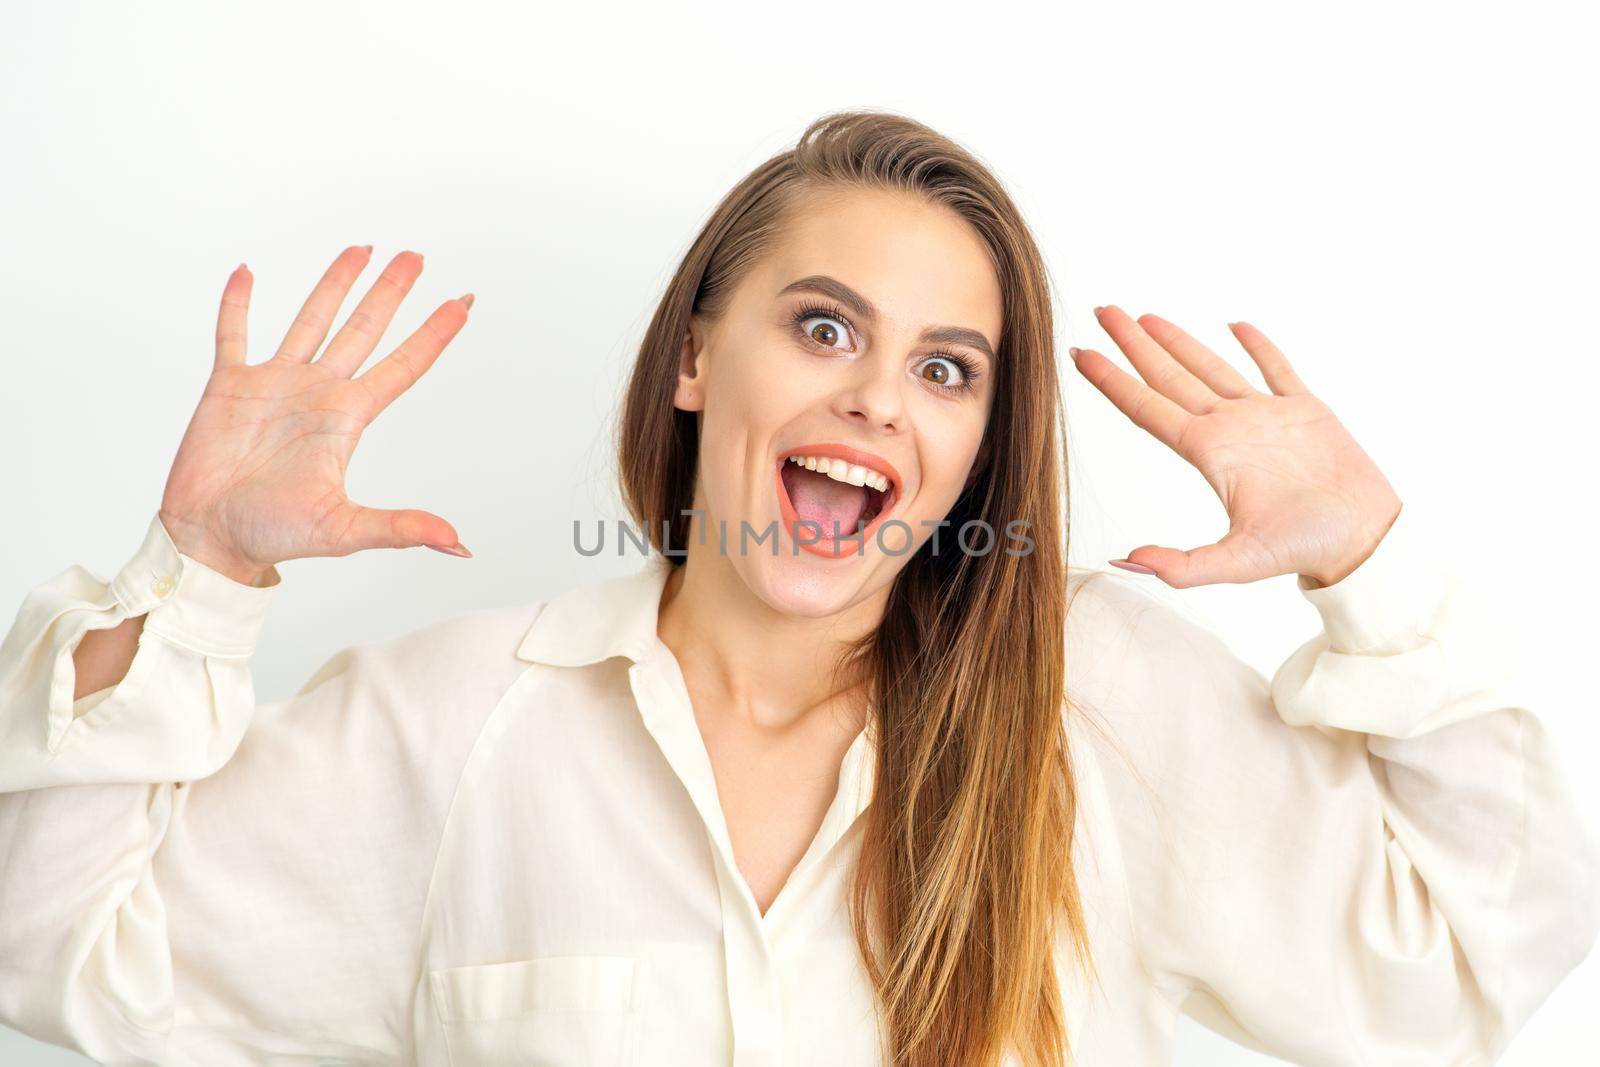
1071;306;1402;589
158;246;473;586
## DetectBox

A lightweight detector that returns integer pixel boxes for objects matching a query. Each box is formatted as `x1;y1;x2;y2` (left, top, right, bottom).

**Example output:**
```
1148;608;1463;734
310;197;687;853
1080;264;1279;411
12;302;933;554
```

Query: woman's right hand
156;246;474;587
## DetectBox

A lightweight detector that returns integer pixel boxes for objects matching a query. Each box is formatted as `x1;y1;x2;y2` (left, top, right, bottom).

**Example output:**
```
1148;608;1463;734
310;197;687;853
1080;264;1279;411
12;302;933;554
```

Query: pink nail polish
426;543;473;558
1109;558;1156;575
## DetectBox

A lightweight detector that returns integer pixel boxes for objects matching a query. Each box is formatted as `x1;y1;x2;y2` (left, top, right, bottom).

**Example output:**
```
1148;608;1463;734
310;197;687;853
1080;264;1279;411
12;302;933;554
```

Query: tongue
783;465;867;538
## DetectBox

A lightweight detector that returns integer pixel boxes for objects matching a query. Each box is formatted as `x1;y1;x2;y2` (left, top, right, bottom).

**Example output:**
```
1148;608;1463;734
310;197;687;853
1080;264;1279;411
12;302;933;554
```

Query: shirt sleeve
0;511;281;791
1069;502;1600;1064
0;512;534;1064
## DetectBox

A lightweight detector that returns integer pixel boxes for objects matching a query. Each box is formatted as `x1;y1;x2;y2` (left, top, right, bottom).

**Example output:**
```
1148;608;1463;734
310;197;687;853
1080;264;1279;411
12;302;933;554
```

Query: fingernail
237;262;248;272
1093;305;1105;314
1109;558;1156;575
460;293;475;309
1068;346;1081;360
426;542;473;558
362;244;373;254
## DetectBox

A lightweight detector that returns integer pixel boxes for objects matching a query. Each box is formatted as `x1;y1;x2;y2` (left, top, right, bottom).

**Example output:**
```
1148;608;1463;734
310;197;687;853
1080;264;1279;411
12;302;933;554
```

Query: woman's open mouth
774;447;902;559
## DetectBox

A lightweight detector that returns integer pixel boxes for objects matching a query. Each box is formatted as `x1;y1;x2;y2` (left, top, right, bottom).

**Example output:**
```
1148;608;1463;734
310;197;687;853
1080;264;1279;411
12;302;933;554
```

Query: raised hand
1070;306;1403;590
157;246;474;587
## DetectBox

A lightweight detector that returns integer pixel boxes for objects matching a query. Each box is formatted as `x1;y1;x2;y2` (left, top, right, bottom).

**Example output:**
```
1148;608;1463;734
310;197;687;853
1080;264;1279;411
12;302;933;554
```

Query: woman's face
675;185;1003;617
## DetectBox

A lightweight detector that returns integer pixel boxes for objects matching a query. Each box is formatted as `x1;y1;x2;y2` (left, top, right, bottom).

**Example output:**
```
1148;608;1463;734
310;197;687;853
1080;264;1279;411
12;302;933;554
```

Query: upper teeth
787;455;891;493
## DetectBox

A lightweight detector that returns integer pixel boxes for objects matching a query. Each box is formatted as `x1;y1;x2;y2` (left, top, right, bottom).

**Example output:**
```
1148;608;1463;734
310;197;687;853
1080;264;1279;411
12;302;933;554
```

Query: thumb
1111;532;1262;589
341;504;467;555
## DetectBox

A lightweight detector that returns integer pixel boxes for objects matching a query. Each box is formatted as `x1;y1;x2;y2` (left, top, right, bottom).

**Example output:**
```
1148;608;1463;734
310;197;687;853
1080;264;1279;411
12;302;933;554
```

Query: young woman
0;110;1594;1067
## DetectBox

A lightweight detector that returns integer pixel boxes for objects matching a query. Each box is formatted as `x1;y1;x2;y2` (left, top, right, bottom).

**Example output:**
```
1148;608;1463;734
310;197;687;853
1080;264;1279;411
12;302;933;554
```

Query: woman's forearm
72;614;144;708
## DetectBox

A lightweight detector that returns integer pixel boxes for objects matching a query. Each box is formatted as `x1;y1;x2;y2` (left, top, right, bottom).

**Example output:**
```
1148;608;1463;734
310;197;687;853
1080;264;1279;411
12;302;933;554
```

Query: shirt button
152;574;176;598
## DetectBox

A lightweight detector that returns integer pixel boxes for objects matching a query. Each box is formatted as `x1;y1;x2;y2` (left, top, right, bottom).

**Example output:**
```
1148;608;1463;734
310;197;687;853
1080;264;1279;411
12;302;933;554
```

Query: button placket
627;654;785;1067
714;860;784;1067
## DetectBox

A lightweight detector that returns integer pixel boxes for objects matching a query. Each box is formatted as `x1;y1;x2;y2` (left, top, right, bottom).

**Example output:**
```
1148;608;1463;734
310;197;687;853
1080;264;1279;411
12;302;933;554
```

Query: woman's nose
832;354;905;434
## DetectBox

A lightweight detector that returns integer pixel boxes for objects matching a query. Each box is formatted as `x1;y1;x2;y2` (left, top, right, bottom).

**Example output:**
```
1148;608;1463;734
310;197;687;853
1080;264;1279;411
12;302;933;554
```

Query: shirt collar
516;551;678;667
516;549;880;845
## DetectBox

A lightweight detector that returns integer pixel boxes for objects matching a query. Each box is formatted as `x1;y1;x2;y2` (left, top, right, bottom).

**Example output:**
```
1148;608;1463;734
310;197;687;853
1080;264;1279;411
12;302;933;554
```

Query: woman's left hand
1070;305;1403;590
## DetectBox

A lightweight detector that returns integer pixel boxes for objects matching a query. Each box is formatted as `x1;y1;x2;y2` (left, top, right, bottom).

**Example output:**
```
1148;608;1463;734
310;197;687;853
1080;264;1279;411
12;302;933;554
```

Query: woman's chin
734;552;874;619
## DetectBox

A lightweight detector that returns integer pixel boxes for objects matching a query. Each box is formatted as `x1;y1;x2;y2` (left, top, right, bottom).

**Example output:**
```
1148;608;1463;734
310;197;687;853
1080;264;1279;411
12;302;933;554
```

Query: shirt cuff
1294;502;1451;655
110;512;282;658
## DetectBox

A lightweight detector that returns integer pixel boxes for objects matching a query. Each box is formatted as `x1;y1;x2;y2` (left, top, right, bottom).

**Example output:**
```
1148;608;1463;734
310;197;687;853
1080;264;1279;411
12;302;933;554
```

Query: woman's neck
654;544;882;735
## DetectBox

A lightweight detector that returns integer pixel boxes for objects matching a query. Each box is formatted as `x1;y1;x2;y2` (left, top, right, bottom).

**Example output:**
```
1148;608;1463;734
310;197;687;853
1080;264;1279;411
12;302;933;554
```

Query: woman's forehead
755;193;1003;339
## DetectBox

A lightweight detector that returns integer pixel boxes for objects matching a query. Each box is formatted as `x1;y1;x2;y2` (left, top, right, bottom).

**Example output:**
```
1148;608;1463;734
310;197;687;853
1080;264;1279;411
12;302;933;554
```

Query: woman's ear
674;318;707;412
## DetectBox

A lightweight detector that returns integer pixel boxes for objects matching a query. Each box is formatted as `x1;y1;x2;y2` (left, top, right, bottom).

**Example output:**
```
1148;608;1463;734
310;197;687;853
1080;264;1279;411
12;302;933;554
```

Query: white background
2;1;1595;1062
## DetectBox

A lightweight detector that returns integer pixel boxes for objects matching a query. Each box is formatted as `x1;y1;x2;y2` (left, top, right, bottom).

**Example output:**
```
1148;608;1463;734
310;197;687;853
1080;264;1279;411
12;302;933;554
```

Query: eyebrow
776;275;997;362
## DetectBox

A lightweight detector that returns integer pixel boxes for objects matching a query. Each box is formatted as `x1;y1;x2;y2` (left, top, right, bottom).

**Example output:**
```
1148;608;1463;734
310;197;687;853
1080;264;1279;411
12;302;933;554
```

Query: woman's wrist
157;508;277;588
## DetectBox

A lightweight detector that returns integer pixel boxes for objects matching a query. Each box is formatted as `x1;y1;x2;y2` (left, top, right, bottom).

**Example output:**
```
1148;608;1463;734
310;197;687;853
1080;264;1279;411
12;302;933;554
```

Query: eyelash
787;301;983;396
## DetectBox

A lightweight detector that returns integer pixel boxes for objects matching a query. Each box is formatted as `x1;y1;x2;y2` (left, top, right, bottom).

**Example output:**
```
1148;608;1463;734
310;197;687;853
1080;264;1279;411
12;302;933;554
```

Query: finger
272;245;374;364
353;296;472;418
1070;346;1191;451
333;501;464;554
1136;313;1256;399
1116;531;1268;589
1094;305;1218;414
316;250;427;378
1228;320;1309;396
214;263;253;370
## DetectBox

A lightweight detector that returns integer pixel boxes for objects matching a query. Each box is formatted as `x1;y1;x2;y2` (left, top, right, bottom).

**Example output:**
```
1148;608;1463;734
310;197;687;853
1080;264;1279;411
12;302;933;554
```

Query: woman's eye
919;356;964;387
799;314;848;349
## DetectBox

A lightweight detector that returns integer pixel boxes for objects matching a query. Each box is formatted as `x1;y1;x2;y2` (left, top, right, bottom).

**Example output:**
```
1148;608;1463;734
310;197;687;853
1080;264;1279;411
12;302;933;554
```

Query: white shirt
0;502;1596;1066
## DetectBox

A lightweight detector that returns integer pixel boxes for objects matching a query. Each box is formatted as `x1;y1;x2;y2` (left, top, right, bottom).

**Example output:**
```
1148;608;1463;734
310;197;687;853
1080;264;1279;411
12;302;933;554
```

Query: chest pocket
429;955;642;1066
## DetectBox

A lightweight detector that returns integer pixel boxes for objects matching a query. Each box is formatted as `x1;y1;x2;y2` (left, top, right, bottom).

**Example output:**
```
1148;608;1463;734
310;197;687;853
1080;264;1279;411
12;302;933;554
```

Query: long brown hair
616;108;1097;1066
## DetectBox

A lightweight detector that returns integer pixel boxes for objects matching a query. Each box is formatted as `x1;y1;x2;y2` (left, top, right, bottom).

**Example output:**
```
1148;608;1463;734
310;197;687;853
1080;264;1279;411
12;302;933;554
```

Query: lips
774;444;903;559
